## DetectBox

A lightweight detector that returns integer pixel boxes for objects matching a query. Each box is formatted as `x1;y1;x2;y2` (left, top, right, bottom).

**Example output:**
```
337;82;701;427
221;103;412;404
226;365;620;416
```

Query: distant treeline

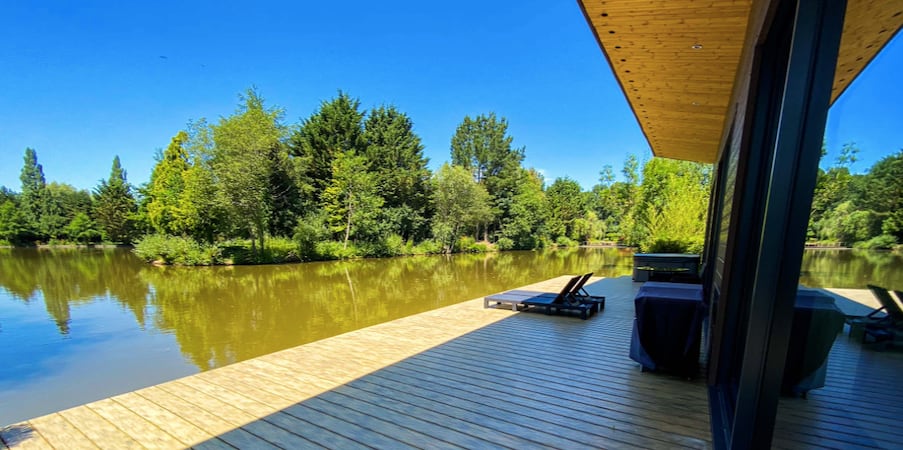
808;144;903;249
8;88;894;264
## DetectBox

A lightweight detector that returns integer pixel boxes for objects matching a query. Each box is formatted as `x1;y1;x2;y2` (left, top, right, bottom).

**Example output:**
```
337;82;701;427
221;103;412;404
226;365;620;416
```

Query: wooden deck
2;276;900;449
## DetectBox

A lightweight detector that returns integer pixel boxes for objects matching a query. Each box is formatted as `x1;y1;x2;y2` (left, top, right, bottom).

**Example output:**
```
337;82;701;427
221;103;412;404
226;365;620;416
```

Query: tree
64;212;101;244
545;177;585;240
146;131;190;234
430;164;492;253
322;152;384;248
809;142;861;237
211;88;286;256
363;105;432;240
619;154;642;244
0;186;16;204
852;149;902;241
173;119;224;242
42;183;93;239
450;113;525;240
499;168;548;249
93;156;137;243
289;91;365;198
19;148;46;238
0;200;31;244
635;158;710;252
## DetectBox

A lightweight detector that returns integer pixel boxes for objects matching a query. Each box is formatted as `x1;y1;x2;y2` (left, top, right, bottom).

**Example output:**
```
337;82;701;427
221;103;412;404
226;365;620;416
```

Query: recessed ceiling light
691;101;699;106
691;43;703;50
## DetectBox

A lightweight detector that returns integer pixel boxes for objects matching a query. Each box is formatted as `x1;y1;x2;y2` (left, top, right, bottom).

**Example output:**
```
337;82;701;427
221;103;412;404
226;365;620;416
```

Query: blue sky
1;1;900;192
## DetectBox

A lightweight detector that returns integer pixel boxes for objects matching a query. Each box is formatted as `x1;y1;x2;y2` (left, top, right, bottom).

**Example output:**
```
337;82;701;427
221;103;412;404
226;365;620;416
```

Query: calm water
0;247;900;425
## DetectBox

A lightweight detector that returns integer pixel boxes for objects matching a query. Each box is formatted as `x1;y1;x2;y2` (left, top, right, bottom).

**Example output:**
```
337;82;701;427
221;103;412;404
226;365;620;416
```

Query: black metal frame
706;0;847;448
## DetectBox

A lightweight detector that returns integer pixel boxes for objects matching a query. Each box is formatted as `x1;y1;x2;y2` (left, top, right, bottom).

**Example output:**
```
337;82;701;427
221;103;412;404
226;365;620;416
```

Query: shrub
412;239;443;255
264;237;301;263
640;238;703;253
315;241;359;260
495;237;515;251
359;234;408;258
853;234;898;250
555;236;578;247
294;214;329;261
456;236;476;252
134;234;222;265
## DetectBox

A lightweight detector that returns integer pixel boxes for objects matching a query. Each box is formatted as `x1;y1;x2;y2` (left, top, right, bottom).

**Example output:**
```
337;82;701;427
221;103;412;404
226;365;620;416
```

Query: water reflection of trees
799;249;903;288
0;248;149;333
136;248;637;371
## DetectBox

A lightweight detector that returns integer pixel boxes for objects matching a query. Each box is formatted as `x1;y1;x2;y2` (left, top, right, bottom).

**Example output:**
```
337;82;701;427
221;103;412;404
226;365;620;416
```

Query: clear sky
1;1;900;193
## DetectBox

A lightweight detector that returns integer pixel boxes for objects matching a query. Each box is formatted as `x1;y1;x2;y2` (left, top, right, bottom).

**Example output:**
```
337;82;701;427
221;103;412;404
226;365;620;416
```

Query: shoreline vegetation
2;89;900;265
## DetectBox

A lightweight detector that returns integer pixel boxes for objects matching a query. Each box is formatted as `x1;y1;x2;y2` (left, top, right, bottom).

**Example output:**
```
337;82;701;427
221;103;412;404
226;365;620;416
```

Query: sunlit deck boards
1;276;713;449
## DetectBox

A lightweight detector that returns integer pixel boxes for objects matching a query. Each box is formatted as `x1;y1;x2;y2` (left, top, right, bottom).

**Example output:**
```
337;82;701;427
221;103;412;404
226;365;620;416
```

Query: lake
1;247;901;425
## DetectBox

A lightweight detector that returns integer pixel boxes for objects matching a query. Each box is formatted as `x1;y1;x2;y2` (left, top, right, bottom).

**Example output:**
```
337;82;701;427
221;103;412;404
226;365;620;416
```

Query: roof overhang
578;0;903;163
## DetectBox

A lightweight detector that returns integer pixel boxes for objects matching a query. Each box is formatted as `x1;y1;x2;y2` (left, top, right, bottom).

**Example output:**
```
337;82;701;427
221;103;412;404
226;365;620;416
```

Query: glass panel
772;16;903;448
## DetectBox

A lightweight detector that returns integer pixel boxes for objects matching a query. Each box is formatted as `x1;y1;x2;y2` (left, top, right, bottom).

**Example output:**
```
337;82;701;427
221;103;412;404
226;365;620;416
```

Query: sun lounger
859;285;903;345
521;276;596;320
568;272;606;312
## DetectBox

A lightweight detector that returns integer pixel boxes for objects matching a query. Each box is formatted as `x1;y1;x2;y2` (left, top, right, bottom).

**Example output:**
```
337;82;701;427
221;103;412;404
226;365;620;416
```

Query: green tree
450;113;525;240
0;186;16;204
0;200;31;244
363;105;432;240
619;154;642;244
589;164;634;242
146;131;190;234
289;91;365;198
322;152;384;248
266;147;306;238
545;177;585;240
809;142;861;238
860;150;903;240
41;183;93;239
430;164;492;253
174;119;224;242
19;148;46;238
93;156;137;243
64;212;101;244
635;158;710;252
211;89;286;256
499;168;548;249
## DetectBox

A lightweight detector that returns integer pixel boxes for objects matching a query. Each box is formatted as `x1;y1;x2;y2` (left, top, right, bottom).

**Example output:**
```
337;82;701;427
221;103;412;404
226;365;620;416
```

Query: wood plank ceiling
578;0;903;163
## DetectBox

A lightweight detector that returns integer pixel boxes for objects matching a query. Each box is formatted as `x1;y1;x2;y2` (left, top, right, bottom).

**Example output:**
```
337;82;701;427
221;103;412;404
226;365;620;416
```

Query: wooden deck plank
23;414;96;450
0;424;53;450
85;398;184;449
350;372;600;449
136;385;275;450
181;376;330;449
112;392;213;447
385;355;711;442
57;407;143;450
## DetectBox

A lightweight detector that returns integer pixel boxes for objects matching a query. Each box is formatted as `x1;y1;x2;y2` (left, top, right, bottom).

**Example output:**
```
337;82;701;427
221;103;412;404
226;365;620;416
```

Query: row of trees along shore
1;89;899;264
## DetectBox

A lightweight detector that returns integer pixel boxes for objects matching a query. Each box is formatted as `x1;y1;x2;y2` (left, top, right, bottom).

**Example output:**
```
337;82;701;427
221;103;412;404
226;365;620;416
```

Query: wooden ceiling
578;0;903;163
